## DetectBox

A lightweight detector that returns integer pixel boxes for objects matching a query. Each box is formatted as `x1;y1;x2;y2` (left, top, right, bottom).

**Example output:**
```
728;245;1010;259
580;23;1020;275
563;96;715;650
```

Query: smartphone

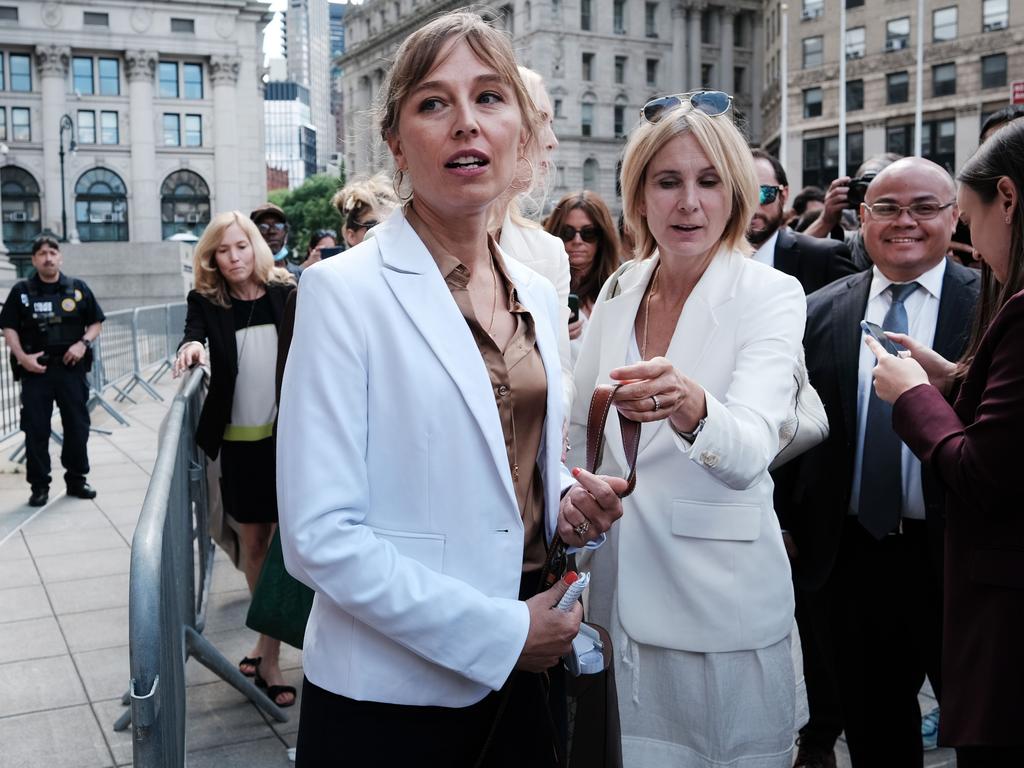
860;320;900;356
568;293;580;324
319;246;345;260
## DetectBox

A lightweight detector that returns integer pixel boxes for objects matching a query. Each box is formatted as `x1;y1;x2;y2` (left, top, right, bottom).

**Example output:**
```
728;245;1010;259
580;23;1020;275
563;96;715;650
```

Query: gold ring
573;520;591;538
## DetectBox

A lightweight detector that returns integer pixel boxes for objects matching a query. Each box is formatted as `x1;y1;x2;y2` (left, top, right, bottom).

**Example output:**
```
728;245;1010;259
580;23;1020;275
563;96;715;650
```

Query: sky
263;0;353;61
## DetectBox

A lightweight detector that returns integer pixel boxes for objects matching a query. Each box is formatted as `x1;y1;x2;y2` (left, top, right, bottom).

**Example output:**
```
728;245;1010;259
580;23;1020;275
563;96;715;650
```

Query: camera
846;172;877;210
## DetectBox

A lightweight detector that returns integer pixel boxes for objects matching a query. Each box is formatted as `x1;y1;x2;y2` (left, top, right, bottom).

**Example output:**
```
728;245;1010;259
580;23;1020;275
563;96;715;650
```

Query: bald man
776;158;980;768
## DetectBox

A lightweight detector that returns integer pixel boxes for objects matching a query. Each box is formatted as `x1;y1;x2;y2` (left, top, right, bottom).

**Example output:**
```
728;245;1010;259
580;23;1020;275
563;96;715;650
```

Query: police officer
0;235;105;506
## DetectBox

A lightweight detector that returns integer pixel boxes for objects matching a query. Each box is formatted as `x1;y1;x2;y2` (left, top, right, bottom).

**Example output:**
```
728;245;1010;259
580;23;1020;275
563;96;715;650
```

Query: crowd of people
163;11;1024;768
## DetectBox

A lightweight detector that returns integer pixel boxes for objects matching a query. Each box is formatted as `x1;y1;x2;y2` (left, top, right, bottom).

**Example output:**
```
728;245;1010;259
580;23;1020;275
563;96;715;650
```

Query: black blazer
180;282;294;458
776;259;979;590
773;226;861;295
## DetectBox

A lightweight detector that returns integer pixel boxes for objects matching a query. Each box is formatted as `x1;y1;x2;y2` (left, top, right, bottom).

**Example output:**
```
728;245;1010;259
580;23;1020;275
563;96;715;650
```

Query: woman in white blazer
568;94;806;767
276;14;624;767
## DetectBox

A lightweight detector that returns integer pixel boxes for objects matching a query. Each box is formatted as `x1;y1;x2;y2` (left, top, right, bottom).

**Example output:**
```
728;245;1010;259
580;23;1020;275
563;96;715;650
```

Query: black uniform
0;273;105;492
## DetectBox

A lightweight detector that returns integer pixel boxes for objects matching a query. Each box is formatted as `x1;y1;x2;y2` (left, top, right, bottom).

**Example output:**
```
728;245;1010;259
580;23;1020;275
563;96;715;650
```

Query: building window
614;104;625;136
0;6;18;21
803;87;823;118
701;11;712;43
163;113;181;146
582;52;594;81
646;58;658;87
75;168;129;242
170;18;195;34
981;53;1007;89
99;59;119;96
645;2;658;37
887;71;909;103
159;62;179;98
847;131;865;169
583;158;598;189
0;108;5;140
701;63;713;87
734;66;746;94
77;110;96;143
846;0;864;7
1;167;43;258
11;106;28;141
554;98;564;118
802;36;823;68
83;11;109;26
100;111;118;144
615;56;626;84
184;114;202;147
847;79;864;111
581;0;591;30
886;17;910;51
932;7;957;42
9;53;30;91
887;124;914;156
923;119;956;172
932;62;956;96
0;55;4;90
846;27;865;59
982;0;1008;32
160;169;210;240
614;0;626;34
734;12;746;47
802;0;823;20
73;57;94;94
802;135;839;189
183;63;203;99
581;102;594;136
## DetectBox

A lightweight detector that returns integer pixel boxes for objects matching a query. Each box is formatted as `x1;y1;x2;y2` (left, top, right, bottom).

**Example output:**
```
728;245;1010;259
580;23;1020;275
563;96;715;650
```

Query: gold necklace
641;262;661;360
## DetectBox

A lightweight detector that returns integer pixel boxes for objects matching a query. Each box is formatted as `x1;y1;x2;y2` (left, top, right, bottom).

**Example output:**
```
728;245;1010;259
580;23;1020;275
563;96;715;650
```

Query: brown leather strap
586;384;640;498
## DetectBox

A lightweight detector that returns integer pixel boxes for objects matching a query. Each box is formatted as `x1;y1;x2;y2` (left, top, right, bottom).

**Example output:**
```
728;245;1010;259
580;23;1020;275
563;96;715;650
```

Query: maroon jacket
894;288;1024;747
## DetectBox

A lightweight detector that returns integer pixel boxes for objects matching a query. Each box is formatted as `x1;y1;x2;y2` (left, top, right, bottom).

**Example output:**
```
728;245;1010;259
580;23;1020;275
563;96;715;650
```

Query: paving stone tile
202;589;254;636
34;547;130;583
0;532;30;561
0;655;87;717
184;679;278;753
24;526;127;558
0;616;66;664
73;645;130;702
21;505;112;535
0;557;41;588
0;584;52;624
47;573;129;616
210;559;249;594
186;735;292;768
58;606;129;653
0;704;114;768
89;697;133;766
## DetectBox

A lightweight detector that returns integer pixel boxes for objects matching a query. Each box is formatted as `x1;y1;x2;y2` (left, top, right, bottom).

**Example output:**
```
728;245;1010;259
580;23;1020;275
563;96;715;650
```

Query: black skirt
219;436;279;524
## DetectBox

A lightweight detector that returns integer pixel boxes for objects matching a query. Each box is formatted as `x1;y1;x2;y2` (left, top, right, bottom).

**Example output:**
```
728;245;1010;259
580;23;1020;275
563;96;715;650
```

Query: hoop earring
393;168;412;204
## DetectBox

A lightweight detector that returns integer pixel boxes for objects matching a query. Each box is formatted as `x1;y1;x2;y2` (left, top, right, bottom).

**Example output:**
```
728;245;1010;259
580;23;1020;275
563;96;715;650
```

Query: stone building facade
339;0;766;213
0;0;271;268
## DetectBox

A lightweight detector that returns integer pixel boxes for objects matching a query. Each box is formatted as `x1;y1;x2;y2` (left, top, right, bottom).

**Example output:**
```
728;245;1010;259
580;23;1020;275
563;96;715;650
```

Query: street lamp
0;142;9;256
58;113;76;242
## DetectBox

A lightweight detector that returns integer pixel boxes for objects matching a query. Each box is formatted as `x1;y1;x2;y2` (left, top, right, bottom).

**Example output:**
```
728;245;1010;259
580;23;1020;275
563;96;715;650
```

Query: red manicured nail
563;571;579;586
572;467;581;477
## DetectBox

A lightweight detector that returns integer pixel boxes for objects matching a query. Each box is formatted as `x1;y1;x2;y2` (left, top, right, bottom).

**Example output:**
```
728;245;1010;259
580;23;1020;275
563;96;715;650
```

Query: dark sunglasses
257;221;287;234
759;185;784;205
351;219;378;232
559;225;601;244
640;91;733;123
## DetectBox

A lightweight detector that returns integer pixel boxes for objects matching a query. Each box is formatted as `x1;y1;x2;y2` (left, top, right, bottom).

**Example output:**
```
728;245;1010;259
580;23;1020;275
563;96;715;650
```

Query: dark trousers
794;581;844;752
829;517;943;768
955;746;1024;767
295;672;561;768
20;363;90;490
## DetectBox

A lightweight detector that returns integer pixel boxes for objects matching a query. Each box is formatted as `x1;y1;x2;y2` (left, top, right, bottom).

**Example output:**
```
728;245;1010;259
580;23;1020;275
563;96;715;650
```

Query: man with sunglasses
251;203;302;279
776;157;979;768
747;150;858;295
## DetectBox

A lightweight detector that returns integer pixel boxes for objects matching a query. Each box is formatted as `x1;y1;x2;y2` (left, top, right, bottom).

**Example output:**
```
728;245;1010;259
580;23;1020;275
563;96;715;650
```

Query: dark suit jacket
893;288;1024;747
180;282;294;458
776;259;980;591
773;227;861;294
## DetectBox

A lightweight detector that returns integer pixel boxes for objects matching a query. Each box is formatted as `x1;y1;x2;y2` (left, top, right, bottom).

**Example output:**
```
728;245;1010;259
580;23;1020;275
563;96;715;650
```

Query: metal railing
121;367;287;766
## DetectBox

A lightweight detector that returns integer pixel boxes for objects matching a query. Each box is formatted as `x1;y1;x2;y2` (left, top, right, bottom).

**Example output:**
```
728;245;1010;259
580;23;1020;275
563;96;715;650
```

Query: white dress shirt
849;258;947;520
751;230;779;268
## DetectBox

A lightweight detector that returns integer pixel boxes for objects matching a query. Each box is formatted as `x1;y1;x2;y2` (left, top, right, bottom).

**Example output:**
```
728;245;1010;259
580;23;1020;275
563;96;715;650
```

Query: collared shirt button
497;385;510;396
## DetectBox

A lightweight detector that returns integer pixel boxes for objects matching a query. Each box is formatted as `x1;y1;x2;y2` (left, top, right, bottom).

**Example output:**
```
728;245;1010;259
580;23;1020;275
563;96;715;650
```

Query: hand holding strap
586;384;640;498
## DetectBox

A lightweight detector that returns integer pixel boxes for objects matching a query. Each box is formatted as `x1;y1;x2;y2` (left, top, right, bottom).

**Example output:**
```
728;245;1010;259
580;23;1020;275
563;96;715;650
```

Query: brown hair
193;211;294;308
544;191;622;307
332;173;398;231
955;118;1024;376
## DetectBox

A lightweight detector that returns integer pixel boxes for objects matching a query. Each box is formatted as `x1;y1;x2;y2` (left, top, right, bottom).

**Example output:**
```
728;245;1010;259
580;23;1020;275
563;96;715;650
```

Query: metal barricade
121;367;286;766
0;322;21;444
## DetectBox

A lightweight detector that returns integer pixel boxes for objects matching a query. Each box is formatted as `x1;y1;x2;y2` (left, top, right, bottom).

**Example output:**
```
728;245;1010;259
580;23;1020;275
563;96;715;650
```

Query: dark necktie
857;281;920;539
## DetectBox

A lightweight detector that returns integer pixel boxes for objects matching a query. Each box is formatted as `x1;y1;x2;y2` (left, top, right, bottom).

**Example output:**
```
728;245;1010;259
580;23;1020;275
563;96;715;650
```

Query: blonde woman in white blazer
276;14;624;767
568;94;805;767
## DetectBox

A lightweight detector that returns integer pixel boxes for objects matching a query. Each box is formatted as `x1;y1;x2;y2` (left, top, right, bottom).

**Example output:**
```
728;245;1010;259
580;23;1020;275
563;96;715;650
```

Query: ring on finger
651;394;660;411
573;518;591;538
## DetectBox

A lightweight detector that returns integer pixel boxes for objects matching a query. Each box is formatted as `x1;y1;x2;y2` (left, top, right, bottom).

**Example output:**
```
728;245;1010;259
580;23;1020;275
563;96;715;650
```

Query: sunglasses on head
640;91;734;124
759;185;784;205
351;219;378;232
559;225;601;244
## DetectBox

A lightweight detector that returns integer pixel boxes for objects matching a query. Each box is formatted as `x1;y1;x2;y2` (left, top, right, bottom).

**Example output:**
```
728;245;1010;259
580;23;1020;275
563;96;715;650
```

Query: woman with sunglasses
331;173;398;248
543;191;621;366
569;92;805;767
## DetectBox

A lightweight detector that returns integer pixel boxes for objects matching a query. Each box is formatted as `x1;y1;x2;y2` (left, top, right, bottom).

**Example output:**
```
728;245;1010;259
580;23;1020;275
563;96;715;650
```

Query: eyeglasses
351;219;378;232
862;201;955;221
759;185;784;205
257;221;287;234
558;225;601;243
640;91;734;123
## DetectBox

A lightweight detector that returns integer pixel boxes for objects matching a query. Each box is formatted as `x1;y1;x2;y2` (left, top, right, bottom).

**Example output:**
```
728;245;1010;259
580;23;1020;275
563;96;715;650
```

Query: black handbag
245;529;314;649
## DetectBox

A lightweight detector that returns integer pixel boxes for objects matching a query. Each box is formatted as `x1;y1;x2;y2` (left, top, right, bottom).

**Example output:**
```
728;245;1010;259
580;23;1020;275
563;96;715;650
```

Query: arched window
160;170;210;240
583;157;599;190
75;168;128;242
0;166;42;258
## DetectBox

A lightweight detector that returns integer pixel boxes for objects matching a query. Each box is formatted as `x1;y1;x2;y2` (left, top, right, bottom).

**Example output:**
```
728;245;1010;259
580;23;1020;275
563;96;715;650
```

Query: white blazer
498;215;574;410
277;209;574;707
569;247;805;653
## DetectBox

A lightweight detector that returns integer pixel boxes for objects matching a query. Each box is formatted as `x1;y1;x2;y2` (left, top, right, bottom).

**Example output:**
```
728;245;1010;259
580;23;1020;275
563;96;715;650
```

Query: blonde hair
620;104;757;260
193;211;295;307
331;173;398;231
378;12;541;204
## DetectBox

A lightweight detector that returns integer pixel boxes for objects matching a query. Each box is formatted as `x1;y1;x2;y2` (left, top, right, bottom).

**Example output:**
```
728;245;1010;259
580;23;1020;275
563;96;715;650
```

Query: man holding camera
0;235;104;507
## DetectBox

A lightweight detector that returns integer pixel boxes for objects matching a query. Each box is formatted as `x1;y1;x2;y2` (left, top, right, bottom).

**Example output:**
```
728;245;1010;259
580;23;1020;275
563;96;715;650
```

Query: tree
268;173;344;260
